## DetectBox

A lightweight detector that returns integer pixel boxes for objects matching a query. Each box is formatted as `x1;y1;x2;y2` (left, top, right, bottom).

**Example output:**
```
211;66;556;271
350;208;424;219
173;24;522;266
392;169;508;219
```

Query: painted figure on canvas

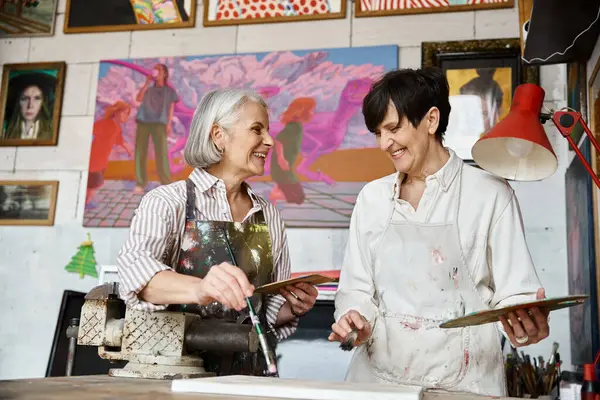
2;69;58;141
133;63;177;193
83;46;398;228
458;68;504;131
0;0;58;36
87;101;133;208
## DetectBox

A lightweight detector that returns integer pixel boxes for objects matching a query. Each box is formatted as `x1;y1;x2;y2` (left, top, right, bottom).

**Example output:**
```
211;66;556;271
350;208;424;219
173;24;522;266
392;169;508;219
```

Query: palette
254;274;338;295
439;295;588;328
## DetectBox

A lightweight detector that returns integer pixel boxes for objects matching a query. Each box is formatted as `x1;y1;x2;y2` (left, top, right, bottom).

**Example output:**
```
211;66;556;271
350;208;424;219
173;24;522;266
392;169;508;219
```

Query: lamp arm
551;111;600;189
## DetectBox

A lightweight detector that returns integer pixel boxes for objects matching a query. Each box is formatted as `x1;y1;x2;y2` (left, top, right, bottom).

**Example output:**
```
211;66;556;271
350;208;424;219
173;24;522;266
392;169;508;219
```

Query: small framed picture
0;180;59;226
0;62;66;147
0;0;59;38
422;38;539;163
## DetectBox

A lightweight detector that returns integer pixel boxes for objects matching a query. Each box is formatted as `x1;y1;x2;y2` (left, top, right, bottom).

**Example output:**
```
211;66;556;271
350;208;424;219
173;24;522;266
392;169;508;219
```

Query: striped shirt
116;168;298;341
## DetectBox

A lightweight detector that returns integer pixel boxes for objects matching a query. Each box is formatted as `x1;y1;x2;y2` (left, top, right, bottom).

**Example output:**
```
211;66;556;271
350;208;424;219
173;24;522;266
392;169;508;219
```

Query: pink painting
84;45;398;228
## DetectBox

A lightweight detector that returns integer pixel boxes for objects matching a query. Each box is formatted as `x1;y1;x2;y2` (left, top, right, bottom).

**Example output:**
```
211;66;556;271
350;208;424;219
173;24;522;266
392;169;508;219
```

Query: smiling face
19;85;43;123
213;100;273;178
376;101;440;175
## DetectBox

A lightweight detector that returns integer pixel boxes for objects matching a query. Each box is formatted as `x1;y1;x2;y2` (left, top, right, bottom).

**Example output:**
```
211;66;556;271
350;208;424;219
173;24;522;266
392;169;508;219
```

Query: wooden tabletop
0;375;509;400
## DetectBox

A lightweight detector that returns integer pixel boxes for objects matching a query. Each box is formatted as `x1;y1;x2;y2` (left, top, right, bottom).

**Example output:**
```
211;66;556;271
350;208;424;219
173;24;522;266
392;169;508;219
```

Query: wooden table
0;375;508;400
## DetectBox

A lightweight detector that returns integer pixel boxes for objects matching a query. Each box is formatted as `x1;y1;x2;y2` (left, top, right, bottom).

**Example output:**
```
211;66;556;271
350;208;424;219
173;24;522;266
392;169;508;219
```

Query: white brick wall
0;0;572;379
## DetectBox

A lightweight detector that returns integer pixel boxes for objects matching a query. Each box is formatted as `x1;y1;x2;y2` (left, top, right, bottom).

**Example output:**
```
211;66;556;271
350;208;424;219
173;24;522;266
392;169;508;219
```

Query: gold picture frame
0;62;66;147
355;0;513;18
0;0;59;38
63;0;197;34
0;180;58;226
203;0;346;26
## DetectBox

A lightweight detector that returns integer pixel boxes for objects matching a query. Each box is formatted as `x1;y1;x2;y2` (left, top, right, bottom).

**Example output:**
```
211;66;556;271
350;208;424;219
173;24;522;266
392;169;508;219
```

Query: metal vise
74;283;259;379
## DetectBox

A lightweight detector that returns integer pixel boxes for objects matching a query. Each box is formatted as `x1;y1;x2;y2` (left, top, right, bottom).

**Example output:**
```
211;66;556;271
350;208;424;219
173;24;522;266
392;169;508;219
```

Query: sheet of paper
172;375;424;400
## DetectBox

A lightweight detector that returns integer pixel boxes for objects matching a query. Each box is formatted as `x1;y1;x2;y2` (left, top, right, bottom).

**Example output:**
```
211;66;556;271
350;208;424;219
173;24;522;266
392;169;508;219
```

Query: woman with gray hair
116;88;318;376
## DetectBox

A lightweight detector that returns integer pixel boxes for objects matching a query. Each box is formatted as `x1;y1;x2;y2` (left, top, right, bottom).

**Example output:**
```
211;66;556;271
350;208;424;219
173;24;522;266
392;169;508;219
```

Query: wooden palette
439;295;588;329
254;274;338;295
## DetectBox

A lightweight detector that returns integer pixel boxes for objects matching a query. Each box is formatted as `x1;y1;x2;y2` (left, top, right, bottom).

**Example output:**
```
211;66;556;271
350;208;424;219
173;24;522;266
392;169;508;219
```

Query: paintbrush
221;227;278;377
339;329;359;351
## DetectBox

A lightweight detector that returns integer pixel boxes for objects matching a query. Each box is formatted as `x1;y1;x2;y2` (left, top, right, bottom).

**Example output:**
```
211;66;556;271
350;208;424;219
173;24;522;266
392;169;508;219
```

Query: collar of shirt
393;148;462;198
21;120;39;140
189;167;261;208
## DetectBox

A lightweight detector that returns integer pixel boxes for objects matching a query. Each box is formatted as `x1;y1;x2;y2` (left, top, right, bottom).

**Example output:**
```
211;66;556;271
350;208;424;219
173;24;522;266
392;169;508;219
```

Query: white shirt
335;149;542;325
21;121;39;139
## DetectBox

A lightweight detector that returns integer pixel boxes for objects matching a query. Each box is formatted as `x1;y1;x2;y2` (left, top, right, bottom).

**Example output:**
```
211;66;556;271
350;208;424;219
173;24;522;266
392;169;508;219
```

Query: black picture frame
422;38;540;165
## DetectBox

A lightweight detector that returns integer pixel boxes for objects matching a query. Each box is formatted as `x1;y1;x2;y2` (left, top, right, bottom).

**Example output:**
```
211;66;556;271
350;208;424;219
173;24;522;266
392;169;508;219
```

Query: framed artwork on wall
567;61;588;149
565;137;599;367
421;38;539;163
0;180;59;226
0;62;66;147
63;0;197;33
355;0;513;17
0;0;58;37
203;0;346;26
84;45;398;229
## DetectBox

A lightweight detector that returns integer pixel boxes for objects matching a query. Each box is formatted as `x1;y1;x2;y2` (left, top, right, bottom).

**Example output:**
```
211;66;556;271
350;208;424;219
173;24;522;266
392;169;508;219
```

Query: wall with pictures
0;0;572;380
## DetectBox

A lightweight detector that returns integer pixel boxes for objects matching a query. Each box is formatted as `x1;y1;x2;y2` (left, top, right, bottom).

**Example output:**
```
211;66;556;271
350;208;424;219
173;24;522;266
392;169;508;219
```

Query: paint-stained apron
168;179;277;376
345;163;507;396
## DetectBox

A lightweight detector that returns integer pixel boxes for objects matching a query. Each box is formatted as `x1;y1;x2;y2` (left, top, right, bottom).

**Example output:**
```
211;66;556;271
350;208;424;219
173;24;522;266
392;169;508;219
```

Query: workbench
0;375;511;400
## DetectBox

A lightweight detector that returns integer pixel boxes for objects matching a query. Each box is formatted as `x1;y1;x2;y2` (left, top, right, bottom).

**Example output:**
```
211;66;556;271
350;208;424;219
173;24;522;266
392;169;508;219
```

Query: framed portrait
355;0;513;18
64;0;197;33
203;0;346;27
422;38;539;163
0;0;58;37
0;62;66;147
0;180;58;226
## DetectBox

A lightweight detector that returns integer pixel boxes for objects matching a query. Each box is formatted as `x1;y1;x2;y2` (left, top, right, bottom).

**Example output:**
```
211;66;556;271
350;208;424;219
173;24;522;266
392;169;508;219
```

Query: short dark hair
362;68;451;143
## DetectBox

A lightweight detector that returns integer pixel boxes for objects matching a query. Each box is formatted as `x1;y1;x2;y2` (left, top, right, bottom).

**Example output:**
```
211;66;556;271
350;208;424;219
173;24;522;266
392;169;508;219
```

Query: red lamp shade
471;83;558;181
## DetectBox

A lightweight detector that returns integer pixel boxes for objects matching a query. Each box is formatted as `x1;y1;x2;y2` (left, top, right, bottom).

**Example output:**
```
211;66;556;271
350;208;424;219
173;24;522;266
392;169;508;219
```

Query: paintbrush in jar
221;228;279;377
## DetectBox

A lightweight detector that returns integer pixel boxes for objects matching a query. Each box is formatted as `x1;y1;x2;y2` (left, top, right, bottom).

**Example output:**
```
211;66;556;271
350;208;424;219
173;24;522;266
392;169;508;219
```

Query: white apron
344;164;506;396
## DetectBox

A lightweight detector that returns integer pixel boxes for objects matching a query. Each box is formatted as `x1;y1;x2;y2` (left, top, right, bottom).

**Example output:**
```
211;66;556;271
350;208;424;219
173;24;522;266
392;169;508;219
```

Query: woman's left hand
280;282;318;317
499;288;550;347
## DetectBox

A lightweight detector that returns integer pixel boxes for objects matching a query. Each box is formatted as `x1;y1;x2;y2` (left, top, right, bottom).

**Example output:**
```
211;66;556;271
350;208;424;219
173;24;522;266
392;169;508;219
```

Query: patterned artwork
356;0;513;17
83;45;398;228
203;0;346;26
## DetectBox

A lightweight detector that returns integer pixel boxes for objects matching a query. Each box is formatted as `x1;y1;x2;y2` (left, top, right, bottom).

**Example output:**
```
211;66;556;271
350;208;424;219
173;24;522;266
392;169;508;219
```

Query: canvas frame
0;180;59;226
0;62;66;147
63;0;197;33
355;0;513;17
0;0;59;38
421;38;539;164
587;53;600;352
203;0;347;27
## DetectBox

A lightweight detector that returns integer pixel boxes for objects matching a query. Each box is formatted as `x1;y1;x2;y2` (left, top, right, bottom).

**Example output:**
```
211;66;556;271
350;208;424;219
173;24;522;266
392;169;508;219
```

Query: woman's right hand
195;262;254;311
328;310;372;347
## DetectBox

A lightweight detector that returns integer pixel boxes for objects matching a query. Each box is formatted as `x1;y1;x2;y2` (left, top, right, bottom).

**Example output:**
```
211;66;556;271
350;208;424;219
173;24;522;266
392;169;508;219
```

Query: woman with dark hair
3;72;56;140
329;68;549;396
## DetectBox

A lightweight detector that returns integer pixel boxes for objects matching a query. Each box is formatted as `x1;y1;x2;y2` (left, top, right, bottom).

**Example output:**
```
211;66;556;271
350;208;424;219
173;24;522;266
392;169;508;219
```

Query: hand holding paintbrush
328;310;372;351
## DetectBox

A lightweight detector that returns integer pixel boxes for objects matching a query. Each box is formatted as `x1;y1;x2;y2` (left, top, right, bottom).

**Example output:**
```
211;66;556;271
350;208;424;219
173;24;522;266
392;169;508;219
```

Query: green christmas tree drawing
65;233;98;279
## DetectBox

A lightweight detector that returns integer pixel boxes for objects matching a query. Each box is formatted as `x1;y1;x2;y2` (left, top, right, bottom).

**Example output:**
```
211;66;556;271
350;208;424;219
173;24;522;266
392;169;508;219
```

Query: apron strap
185;179;197;221
452;162;464;223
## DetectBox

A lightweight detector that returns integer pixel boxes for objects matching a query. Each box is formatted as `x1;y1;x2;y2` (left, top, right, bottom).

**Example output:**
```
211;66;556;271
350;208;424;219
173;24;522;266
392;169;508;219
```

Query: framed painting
355;0;513;17
588;55;600;178
0;0;58;37
0;180;58;226
63;0;197;33
203;0;346;26
422;38;539;163
83;45;398;228
0;62;66;147
565;137;599;367
567;61;587;149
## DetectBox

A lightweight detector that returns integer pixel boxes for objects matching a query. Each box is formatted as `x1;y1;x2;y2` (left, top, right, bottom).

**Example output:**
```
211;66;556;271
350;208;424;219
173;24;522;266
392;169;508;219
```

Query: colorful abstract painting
204;0;346;26
83;45;398;228
356;0;513;17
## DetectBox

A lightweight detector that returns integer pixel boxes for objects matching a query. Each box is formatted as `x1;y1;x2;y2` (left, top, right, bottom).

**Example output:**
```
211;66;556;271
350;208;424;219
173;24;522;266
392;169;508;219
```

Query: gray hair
184;88;267;169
